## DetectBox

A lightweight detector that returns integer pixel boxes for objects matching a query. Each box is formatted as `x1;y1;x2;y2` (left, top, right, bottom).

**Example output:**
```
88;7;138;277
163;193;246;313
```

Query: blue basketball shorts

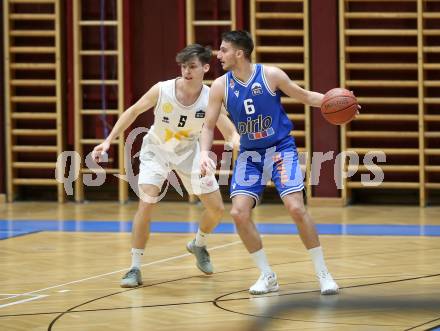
230;137;304;204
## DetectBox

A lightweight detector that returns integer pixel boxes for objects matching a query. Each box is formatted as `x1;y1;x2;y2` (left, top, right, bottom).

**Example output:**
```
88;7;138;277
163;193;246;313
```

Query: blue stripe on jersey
225;64;294;150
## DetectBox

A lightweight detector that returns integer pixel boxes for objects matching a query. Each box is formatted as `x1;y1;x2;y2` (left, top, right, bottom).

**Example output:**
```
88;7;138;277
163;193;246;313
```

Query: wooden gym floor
1;202;440;331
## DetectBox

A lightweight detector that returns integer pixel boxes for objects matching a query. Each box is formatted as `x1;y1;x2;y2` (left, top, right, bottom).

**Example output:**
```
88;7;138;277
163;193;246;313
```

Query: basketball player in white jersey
92;44;239;287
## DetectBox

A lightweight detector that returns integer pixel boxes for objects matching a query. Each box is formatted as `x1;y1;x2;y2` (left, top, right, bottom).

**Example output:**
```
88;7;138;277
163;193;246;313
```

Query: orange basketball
321;88;358;125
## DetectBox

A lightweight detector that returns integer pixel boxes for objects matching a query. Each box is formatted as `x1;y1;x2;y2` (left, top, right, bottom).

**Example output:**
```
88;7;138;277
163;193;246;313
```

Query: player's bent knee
207;203;225;217
230;207;251;225
286;203;307;221
138;184;161;204
200;192;225;216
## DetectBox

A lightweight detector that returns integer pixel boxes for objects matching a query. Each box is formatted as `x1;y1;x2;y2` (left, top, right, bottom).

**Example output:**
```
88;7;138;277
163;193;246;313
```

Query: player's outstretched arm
215;109;240;149
266;66;324;108
200;77;225;175
92;83;160;162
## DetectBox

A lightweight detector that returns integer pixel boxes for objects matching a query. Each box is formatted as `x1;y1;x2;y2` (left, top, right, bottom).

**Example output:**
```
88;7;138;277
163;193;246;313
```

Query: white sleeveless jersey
144;78;209;153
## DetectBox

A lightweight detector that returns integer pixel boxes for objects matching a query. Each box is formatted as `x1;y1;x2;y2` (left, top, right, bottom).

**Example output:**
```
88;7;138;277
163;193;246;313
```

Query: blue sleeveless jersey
224;64;294;150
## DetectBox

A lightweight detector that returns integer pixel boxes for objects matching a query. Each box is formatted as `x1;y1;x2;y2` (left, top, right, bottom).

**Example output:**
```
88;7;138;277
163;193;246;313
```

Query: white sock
195;229;208;247
308;246;328;276
130;248;144;269
251;249;273;275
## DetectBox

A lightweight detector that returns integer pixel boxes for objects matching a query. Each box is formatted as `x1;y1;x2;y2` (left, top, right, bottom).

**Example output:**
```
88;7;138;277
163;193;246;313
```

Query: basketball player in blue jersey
200;30;339;295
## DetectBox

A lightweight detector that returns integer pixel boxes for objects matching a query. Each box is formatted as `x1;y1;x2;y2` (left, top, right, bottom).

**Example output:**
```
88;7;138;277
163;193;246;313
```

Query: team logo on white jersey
162;116;169;123
195;110;205;118
251;82;263;96
162;102;173;113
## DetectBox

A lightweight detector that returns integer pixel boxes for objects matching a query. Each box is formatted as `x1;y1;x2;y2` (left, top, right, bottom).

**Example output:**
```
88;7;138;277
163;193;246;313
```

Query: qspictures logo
55;127;386;203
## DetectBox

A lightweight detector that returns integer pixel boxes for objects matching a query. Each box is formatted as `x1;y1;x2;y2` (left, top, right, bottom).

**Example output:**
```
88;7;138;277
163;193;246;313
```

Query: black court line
46;274;199;330
213;273;440;330
43;273;440;330
1;247;438;329
0;271;436;330
405;317;440;331
0;273;426;318
0;253;436;311
45;264;259;330
0;272;422;318
211;289;401;328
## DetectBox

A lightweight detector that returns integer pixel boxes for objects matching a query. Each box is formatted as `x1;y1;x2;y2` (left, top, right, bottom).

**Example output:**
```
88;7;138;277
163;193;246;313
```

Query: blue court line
1;219;440;240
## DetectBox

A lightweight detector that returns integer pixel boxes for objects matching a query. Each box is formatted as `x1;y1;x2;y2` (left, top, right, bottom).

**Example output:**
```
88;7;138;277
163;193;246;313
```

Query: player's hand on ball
200;151;216;177
351;91;361;115
321;88;358;125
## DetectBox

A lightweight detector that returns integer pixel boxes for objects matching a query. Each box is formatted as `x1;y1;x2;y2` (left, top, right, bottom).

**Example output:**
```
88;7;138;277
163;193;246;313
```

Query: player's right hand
351;90;361;116
200;151;216;177
92;140;110;163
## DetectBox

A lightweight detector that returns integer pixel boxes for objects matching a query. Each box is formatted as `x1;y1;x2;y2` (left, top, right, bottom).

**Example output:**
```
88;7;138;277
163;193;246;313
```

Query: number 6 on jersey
244;98;255;115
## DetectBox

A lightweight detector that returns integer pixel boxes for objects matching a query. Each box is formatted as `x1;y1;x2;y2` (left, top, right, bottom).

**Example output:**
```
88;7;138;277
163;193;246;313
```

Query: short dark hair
221;30;254;59
176;44;212;65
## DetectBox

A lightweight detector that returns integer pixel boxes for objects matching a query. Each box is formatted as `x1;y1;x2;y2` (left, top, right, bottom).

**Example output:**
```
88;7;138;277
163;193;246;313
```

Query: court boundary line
0;240;242;305
0;295;48;309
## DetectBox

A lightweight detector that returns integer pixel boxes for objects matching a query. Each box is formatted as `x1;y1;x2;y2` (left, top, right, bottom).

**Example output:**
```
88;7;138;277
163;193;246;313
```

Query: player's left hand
200;151;217;177
231;132;241;150
92;140;110;162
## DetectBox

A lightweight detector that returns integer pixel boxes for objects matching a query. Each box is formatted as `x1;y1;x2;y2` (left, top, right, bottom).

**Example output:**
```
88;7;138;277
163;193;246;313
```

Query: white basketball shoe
318;271;339;295
249;272;279;295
